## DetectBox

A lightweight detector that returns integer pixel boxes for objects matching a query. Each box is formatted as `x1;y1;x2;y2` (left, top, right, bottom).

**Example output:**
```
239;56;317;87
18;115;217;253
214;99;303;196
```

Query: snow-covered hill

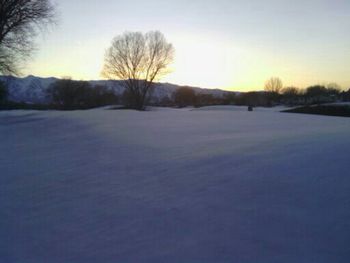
0;75;233;104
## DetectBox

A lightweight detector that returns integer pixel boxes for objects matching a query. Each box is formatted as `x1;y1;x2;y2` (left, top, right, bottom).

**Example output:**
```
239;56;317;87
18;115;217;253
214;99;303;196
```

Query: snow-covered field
1;106;350;263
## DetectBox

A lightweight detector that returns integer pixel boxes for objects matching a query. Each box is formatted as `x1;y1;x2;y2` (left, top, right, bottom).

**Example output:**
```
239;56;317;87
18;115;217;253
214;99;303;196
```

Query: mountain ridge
0;75;236;104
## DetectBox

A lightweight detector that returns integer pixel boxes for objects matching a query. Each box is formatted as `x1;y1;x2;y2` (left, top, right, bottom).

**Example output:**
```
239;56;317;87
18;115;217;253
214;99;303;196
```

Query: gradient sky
26;0;350;91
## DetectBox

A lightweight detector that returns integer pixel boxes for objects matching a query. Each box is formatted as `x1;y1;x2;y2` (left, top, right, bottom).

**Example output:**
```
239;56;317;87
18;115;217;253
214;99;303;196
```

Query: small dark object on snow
248;105;254;111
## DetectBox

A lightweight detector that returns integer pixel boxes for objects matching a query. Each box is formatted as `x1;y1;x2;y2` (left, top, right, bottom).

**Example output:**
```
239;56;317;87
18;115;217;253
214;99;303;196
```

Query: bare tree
282;86;299;97
102;31;174;110
264;77;283;94
0;0;56;75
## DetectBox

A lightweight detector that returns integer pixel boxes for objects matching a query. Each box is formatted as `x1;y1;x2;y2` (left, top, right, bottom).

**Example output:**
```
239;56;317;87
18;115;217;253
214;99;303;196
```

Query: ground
1;106;350;263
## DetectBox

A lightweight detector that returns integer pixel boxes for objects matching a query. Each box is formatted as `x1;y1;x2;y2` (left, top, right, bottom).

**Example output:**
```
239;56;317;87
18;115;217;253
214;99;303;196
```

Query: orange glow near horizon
26;34;350;92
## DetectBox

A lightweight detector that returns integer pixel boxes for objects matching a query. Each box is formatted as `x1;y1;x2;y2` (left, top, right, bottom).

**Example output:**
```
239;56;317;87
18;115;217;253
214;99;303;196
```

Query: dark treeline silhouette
47;79;119;110
259;77;347;106
234;92;268;107
282;85;350;117
164;78;348;109
160;87;236;108
159;88;268;108
150;83;350;109
280;84;346;106
261;78;348;106
1;77;350;111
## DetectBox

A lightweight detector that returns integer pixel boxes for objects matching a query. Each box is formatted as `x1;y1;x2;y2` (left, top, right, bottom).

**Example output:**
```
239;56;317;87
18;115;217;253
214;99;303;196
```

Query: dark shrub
158;96;174;107
47;79;118;110
281;87;301;105
305;85;328;104
235;92;269;107
0;81;8;104
195;93;217;107
222;93;236;105
121;89;142;109
173;87;197;107
87;85;119;107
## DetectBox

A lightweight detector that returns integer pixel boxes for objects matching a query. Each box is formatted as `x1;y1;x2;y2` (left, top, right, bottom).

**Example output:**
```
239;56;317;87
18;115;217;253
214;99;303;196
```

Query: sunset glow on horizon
25;0;350;91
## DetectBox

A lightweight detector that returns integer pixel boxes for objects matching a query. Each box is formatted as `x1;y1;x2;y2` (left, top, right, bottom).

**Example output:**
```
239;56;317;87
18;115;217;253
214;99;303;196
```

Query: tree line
262;77;346;106
168;83;350;108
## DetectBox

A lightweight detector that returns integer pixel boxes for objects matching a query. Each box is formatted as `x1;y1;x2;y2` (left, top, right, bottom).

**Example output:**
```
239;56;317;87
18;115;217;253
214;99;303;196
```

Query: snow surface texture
0;75;230;104
1;106;350;263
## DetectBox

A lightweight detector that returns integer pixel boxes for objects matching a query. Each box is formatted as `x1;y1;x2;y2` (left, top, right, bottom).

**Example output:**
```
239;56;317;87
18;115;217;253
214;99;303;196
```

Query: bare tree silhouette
0;0;56;74
264;77;283;104
102;31;174;110
264;77;283;94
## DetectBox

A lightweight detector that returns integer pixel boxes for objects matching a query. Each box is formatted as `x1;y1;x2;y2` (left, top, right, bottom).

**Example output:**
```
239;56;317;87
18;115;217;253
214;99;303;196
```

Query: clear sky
26;0;350;91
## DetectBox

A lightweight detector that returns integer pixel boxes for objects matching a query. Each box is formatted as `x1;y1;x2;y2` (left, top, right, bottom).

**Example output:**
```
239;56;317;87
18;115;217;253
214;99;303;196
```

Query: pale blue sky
28;0;350;91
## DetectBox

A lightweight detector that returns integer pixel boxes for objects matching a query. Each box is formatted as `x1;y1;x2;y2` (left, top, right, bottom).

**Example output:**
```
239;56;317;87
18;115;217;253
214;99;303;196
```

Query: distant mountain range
0;75;235;104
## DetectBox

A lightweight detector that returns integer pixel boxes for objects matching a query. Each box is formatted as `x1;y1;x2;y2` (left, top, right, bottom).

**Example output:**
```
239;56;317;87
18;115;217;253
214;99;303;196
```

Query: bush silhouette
173;87;197;107
0;81;8;104
47;79;118;110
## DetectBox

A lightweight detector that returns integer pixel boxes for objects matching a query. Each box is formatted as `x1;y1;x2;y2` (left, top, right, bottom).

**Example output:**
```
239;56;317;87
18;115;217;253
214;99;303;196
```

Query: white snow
1;106;350;263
